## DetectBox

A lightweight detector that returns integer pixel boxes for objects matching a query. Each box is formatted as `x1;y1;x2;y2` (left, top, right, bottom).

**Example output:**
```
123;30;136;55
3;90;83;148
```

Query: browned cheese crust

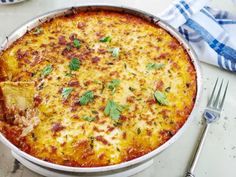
0;10;197;167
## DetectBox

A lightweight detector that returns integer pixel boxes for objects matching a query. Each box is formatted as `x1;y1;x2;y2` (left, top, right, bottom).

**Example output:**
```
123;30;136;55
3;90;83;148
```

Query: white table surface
0;0;235;177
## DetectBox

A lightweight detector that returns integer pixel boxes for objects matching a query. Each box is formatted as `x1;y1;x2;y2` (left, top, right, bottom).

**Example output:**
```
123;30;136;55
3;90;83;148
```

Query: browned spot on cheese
96;136;109;145
51;123;65;133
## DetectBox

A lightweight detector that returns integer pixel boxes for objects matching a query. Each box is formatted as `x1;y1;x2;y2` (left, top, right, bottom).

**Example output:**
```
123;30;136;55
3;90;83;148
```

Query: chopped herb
122;104;130;111
65;72;73;77
91;110;98;114
93;80;100;84
108;79;120;93
37;82;44;90
69;58;80;71
33;27;43;35
62;87;73;99
154;91;169;105
100;36;112;42
109;47;120;58
66;45;71;51
73;39;81;48
41;65;53;77
137;128;141;134
89;136;94;148
104;100;125;121
79;91;94;105
106;62;114;65
124;63;127;69
113;121;122;127
146;63;165;71
165;87;171;92
82;116;95;122
129;87;135;92
100;83;105;94
89;136;94;141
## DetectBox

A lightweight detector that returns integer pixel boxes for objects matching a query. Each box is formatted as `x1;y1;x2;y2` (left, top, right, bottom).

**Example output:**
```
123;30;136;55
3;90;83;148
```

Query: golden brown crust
0;10;197;167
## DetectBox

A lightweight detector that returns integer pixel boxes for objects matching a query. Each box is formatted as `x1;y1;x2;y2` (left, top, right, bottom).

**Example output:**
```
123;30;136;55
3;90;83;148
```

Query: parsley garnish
82;116;95;122
73;39;81;49
104;100;125;121
154;91;169;105
62;87;73;99
66;45;71;51
165;87;171;92
109;47;120;58
129;87;135;92
33;27;43;35
108;79;120;93
91;110;98;114
69;58;80;71
41;65;53;77
146;63;165;71
100;36;112;42
137;128;141;134
79;91;94;105
65;72;73;77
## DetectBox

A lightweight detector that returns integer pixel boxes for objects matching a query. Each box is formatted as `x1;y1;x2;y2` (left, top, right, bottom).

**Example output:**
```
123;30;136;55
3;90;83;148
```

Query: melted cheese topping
0;10;197;167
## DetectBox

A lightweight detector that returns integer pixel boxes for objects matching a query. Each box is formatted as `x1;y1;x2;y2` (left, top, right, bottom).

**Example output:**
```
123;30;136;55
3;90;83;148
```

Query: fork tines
207;78;229;110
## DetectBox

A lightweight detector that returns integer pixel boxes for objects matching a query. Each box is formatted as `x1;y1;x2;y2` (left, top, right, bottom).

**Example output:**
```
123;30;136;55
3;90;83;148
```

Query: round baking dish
0;5;202;173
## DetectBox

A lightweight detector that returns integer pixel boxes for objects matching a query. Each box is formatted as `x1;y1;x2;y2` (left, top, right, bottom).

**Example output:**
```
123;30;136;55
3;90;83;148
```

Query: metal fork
184;78;229;177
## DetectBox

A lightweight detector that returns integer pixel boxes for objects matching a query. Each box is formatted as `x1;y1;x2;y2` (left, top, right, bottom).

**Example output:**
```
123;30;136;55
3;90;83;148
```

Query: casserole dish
0;5;202;173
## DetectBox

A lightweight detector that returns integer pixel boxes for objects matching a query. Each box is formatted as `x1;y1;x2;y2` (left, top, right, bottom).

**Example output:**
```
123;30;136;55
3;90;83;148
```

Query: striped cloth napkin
159;0;236;72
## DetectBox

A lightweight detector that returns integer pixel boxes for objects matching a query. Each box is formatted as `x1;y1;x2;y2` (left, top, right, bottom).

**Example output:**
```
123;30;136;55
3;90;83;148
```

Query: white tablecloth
0;1;235;177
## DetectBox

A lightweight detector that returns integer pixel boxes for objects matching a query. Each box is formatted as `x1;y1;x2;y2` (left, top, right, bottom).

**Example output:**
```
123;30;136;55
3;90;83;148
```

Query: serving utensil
185;78;229;177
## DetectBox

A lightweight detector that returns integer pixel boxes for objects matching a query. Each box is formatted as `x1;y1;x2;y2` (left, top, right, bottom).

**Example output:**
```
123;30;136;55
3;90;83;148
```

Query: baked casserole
0;10;197;167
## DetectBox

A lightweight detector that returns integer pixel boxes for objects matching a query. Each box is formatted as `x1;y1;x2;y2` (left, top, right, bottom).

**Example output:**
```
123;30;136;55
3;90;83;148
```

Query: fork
184;78;229;177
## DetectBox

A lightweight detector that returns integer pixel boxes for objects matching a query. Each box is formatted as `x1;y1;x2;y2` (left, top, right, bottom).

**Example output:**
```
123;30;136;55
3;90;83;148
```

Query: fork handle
185;172;195;177
184;122;210;177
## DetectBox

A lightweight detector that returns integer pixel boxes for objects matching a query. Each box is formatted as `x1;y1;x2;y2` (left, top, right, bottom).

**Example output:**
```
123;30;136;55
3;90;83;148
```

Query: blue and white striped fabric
159;0;236;72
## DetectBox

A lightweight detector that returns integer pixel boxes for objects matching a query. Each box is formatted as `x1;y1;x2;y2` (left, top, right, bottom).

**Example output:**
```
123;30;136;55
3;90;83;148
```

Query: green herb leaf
62;87;73;99
73;39;81;49
93;80;100;84
165;86;171;92
66;45;71;51
82;116;95;122
146;63;165;71
65;72;73;77
154;91;169;105
79;91;94;105
104;100;125;121
69;58;80;71
129;87;135;92
41;65;53;77
137;128;141;134
124;63;127;69
109;47;120;58
100;83;105;94
91;110;98;114
108;79;120;93
33;27;43;35
100;36;112;42
110;108;120;120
